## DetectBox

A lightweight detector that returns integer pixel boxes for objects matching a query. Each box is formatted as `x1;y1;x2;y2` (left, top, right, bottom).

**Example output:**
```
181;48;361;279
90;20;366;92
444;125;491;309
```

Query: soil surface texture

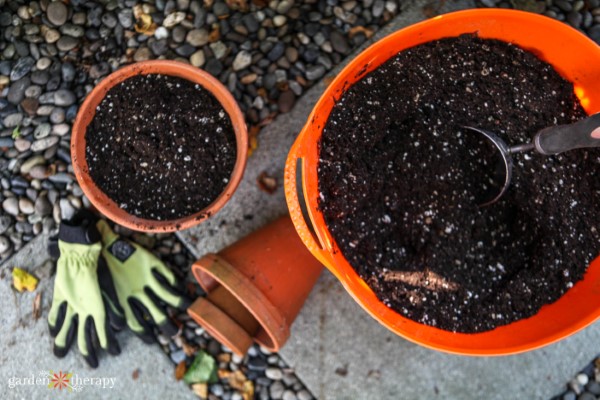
318;34;600;332
86;74;236;221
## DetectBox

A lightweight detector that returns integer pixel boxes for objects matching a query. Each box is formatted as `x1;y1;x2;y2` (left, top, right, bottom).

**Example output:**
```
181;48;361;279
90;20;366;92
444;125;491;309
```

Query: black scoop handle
534;113;600;155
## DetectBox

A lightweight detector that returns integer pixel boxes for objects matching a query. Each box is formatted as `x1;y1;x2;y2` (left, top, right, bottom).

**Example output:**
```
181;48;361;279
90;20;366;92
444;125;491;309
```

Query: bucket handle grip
284;138;336;268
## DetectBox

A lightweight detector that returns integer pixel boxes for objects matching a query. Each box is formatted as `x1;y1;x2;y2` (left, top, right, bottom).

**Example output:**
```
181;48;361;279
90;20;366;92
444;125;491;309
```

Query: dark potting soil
318;34;600;333
86;74;236;221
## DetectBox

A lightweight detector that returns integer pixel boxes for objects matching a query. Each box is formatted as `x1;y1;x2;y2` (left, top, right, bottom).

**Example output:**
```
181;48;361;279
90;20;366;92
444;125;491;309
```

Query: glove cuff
59;211;101;245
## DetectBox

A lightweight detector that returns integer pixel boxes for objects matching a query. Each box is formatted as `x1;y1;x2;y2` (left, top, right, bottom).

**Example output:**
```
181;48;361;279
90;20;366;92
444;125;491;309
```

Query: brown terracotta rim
187;297;254;356
192;254;289;351
71;60;248;232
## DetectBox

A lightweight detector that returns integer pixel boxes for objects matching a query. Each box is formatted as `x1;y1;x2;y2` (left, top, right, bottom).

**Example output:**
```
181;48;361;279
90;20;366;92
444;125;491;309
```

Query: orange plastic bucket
284;9;600;355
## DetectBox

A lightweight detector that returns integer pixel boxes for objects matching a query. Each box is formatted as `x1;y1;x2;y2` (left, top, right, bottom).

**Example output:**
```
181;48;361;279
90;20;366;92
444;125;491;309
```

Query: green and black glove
48;212;125;368
97;220;190;343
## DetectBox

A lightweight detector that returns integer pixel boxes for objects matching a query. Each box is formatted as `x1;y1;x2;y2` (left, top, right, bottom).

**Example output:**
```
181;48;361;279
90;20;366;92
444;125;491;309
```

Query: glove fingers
96;219;119;245
82;316;99;369
53;308;76;359
98;256;126;331
150;268;190;309
128;297;157;344
145;286;179;337
48;301;67;337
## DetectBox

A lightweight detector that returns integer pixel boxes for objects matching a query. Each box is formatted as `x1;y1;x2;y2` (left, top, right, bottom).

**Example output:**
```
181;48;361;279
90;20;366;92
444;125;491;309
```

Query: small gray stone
30;70;50;85
0;235;11;253
186;28;209;46
54;89;76;106
8;78;30;105
19;198;34;215
586;381;600;395
282;390;297;400
133;47;152;62
269;381;285;399
59;198;74;221
31;136;59;152
579;392;596;400
47;1;69;26
118;9;133;28
3;197;20;216
60;24;85;38
0;215;11;235
265;367;283;380
52;123;70;136
102;12;118;29
14;138;31;152
20;155;45;174
50;108;65;124
233;50;252;71
25;85;42;98
190;50;206;67
36;57;52;70
3;113;23;128
297;390;312;400
163;11;186;28
305;65;326;81
44;28;61;43
48;172;73;184
29;165;50;180
56;36;79;52
34;123;52;139
10;57;35;81
170;349;186;364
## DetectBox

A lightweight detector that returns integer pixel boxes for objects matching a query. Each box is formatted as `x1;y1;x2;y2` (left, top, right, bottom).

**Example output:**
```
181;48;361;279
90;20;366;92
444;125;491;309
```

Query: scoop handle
534;113;600;155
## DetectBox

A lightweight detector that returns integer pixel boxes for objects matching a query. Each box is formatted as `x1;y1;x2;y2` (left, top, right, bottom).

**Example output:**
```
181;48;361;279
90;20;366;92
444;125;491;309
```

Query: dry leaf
32;292;42;320
191;383;208;399
241;380;254;400
217;353;231;363
208;26;220;42
132;368;140;380
227;370;254;400
382;269;459;291
175;361;187;381
182;341;198;357
348;26;374;39
257;172;277;194
217;369;232;379
133;4;144;19
12;268;39;292
135;14;157;35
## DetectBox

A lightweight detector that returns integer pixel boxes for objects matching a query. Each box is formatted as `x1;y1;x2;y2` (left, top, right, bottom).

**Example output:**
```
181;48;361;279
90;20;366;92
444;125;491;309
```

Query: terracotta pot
71;60;248;232
187;216;323;355
284;9;600;355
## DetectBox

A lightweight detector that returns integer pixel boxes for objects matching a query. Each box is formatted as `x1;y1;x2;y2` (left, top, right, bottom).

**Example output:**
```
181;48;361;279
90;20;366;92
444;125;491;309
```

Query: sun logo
48;370;73;391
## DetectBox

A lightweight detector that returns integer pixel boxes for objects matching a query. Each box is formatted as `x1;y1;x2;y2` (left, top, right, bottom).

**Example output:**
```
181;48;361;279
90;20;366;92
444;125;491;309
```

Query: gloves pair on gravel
48;211;190;368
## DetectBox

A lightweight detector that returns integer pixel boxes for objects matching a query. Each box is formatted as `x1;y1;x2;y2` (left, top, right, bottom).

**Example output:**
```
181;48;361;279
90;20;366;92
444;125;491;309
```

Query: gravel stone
186;28;209;46
56;35;79;52
31;136;59;152
0;215;11;235
265;367;283;380
305;65;326;80
190;50;206;67
269;381;285;399
3;113;23;128
10;57;35;81
7;78;30;105
33;123;52;139
59;198;74;221
18;198;34;215
20;155;45;174
3;197;19;216
233;50;252;71
282;390;297;400
0;235;11;253
54;89;76;106
47;1;69;26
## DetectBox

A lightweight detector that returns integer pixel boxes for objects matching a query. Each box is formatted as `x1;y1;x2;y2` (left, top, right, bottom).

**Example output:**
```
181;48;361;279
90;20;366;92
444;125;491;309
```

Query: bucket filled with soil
284;9;600;355
72;61;247;232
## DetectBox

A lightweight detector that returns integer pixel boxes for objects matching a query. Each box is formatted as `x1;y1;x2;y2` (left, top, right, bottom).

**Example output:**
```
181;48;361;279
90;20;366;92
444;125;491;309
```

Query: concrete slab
0;234;193;399
177;1;600;399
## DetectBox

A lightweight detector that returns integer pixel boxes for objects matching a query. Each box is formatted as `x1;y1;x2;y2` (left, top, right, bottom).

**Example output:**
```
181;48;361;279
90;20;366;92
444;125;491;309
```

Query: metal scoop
463;113;600;207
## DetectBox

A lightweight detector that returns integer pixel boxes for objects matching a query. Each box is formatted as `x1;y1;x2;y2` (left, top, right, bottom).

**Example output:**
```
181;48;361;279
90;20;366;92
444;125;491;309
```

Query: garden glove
96;219;190;343
48;212;124;368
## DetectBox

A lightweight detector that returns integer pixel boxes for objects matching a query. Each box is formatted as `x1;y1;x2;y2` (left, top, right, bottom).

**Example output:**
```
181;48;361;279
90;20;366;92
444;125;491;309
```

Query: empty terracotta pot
71;60;248;232
284;9;600;355
188;216;323;355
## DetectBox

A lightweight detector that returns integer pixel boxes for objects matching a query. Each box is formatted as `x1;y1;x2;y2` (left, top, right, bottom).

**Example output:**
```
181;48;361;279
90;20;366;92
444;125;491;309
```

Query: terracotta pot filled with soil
72;61;247;232
284;9;600;355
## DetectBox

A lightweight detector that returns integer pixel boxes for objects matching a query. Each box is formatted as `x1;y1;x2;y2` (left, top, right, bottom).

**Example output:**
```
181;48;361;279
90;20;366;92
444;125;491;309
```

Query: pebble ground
2;0;600;399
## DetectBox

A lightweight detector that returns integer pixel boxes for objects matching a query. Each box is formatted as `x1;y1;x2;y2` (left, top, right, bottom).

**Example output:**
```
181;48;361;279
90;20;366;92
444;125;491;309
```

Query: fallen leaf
132;368;140;380
257;172;277;194
32;292;42;320
217;353;231;363
182;340;198;357
226;0;249;10
247;125;260;157
348;26;374;39
217;369;231;379
175;361;187;381
208;25;220;42
227;370;254;400
183;351;218;384
135;13;157;35
12;268;39;292
191;383;208;398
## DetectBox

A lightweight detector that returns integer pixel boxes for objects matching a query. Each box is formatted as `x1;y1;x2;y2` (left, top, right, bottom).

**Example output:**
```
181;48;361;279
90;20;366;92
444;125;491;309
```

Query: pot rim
284;8;600;355
71;60;248;232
